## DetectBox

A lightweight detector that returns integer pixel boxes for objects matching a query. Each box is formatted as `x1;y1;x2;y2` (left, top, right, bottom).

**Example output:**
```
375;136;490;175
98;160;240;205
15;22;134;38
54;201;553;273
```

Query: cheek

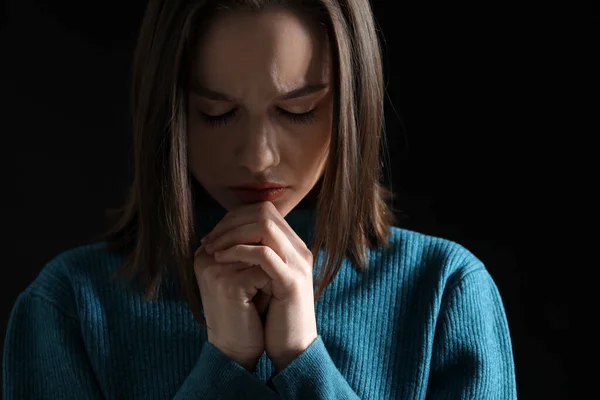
309;108;333;156
187;120;228;178
287;118;332;174
311;112;333;171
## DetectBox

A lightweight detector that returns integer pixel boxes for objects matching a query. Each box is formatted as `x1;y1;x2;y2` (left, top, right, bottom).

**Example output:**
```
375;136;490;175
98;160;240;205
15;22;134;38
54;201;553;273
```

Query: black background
2;1;585;398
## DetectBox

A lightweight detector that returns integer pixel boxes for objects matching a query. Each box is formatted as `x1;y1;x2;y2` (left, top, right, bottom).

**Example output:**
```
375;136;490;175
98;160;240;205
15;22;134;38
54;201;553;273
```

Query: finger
206;220;289;263
203;203;312;273
258;278;273;297
205;202;305;251
203;202;262;242
213;244;293;288
194;246;252;277
194;262;249;284
234;265;272;302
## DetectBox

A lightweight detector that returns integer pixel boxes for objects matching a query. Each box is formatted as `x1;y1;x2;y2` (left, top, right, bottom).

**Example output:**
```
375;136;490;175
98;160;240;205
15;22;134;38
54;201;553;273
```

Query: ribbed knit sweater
3;202;517;399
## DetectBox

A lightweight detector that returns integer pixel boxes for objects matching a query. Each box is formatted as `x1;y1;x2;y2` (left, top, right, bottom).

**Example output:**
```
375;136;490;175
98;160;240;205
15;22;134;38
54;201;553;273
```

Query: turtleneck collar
191;178;318;250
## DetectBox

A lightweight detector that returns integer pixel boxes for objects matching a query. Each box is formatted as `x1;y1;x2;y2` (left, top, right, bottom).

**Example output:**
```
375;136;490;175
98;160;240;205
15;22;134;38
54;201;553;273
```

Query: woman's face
187;8;333;217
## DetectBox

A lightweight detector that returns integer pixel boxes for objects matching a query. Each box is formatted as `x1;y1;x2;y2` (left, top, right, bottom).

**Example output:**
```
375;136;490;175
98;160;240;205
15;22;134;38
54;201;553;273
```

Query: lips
232;183;288;190
232;187;288;203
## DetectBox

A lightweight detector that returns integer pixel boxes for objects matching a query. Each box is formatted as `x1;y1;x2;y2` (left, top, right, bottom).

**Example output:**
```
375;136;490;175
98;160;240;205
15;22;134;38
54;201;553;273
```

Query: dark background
2;1;585;398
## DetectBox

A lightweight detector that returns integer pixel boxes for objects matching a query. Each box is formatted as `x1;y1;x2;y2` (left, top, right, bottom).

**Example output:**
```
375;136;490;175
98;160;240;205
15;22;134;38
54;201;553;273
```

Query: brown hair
94;0;397;325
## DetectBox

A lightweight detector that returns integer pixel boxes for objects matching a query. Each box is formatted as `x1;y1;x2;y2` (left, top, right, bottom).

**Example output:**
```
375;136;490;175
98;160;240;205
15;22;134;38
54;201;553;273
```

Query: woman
3;0;517;399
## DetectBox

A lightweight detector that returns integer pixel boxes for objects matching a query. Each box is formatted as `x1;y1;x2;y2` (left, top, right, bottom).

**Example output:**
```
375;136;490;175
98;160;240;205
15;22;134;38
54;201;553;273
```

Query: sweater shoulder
378;226;487;288
21;242;127;319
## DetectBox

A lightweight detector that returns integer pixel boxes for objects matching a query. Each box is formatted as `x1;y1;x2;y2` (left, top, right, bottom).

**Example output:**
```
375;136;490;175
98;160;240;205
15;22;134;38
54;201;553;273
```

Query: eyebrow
189;82;329;102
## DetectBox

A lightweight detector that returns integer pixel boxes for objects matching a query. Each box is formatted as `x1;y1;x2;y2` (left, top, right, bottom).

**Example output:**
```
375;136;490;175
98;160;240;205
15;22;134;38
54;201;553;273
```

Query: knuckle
257;202;272;218
261;218;275;234
260;245;273;261
284;278;303;296
302;246;313;263
258;215;269;228
258;201;270;213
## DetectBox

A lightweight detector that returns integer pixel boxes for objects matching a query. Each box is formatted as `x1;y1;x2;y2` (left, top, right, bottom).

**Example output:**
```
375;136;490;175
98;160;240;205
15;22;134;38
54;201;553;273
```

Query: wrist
271;335;318;372
272;351;301;372
208;340;261;373
238;359;259;373
225;351;260;373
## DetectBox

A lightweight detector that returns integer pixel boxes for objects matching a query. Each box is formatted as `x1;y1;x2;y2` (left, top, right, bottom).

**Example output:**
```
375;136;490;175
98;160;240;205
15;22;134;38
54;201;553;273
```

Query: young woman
3;0;517;398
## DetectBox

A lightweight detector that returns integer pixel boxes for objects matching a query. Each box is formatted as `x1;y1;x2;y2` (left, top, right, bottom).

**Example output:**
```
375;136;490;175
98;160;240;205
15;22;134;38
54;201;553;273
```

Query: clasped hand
194;201;318;372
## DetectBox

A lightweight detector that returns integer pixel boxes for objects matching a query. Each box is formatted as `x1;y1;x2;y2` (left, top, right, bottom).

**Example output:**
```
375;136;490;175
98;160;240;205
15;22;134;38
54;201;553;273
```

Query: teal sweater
3;204;517;399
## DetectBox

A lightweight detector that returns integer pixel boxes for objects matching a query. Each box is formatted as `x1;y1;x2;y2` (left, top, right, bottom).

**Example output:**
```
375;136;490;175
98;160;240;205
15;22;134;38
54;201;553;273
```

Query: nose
234;118;280;174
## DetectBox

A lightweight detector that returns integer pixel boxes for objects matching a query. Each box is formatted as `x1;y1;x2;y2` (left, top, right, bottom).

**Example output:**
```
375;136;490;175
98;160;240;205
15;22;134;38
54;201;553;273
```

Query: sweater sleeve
173;341;279;399
426;267;517;399
269;335;360;399
2;291;105;399
3;290;280;400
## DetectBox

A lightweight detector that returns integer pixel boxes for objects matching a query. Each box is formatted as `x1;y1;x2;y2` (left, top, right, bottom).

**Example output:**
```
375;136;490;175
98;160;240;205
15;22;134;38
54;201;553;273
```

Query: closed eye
197;107;317;128
198;108;238;128
276;108;316;124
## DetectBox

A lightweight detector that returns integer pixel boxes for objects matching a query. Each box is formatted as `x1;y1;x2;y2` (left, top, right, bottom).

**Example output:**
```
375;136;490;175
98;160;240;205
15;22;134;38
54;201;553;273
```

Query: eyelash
198;108;316;128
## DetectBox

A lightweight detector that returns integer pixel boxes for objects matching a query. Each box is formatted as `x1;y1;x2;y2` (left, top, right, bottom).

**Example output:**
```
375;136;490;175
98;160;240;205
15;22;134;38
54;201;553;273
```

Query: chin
225;190;302;217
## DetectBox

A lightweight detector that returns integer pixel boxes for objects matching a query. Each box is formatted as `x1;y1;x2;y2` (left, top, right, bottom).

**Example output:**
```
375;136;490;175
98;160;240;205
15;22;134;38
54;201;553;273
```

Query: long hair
94;0;397;325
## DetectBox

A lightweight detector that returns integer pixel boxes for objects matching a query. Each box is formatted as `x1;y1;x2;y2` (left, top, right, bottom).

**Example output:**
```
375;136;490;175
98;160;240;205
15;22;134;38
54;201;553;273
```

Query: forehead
191;8;330;96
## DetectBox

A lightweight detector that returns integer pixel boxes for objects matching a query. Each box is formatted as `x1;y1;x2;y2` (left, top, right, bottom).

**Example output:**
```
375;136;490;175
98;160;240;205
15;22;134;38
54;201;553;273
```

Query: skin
187;7;333;217
188;7;334;372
